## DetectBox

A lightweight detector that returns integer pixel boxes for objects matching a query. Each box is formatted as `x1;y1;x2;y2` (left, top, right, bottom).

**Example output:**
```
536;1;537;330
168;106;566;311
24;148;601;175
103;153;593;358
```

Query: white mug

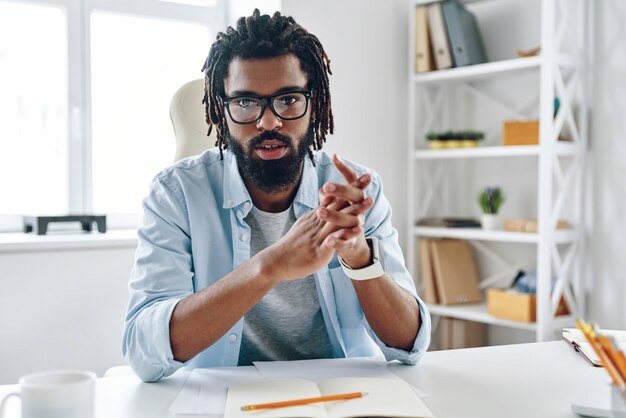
0;370;96;418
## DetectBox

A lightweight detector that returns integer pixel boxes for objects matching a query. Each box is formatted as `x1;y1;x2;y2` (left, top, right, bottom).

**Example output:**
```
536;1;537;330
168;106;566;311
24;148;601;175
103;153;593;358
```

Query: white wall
589;0;626;329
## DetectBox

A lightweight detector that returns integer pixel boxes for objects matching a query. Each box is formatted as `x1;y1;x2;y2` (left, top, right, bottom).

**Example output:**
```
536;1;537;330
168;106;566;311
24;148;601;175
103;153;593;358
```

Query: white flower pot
481;214;501;230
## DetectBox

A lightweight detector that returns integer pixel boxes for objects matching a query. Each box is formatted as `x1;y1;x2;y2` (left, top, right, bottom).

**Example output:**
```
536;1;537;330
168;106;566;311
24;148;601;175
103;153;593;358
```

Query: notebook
224;377;435;418
563;328;626;366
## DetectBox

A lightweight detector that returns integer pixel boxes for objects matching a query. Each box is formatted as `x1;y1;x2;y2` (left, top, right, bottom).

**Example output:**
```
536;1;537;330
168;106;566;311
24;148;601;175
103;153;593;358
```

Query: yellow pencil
599;335;626;381
241;391;365;411
577;320;626;392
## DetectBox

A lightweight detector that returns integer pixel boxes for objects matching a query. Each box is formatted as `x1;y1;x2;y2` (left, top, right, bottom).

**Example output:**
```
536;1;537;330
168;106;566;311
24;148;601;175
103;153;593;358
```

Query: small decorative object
515;46;540;58
478;186;505;230
426;130;485;149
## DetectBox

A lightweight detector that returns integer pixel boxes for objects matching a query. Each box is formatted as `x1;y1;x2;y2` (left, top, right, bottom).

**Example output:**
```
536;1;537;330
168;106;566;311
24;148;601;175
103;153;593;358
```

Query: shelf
413;56;541;85
429;303;537;331
429;302;577;332
0;229;138;253
414;226;577;244
414;143;579;160
408;0;589;341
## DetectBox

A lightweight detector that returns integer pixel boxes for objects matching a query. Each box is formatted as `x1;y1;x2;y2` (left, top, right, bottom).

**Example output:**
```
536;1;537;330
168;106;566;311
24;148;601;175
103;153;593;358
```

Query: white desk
0;341;610;418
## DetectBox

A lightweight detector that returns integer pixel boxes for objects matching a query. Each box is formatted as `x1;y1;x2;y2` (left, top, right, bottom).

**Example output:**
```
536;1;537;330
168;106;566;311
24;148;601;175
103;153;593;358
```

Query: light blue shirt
123;149;431;382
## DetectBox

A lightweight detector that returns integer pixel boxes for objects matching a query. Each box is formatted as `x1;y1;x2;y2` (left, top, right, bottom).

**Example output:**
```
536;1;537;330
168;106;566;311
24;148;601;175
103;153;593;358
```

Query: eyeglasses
222;90;312;124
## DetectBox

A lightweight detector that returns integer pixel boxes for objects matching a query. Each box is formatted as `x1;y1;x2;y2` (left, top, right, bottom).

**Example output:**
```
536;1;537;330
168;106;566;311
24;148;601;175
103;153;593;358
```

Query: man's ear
310;98;317;122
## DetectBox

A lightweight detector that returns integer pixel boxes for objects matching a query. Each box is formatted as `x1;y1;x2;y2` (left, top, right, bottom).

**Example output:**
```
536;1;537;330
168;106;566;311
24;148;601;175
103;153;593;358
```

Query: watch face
367;237;381;264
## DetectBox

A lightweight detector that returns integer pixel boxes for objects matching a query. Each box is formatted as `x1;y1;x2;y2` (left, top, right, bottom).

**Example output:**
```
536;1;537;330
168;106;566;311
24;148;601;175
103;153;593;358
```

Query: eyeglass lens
227;92;308;123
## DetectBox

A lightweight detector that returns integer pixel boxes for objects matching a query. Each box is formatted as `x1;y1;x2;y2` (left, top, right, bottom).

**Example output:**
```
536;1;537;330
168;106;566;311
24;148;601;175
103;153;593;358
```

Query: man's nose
256;104;283;131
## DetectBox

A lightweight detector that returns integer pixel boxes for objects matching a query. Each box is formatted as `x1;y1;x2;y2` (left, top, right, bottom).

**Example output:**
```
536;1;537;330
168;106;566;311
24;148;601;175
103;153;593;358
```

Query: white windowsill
0;229;138;253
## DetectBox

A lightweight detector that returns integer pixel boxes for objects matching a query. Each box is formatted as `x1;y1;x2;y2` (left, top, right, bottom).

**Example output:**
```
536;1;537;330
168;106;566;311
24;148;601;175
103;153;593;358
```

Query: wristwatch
338;237;385;281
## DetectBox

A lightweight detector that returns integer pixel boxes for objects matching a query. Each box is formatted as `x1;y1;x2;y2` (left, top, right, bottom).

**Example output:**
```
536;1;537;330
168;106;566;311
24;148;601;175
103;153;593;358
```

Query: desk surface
0;341;610;418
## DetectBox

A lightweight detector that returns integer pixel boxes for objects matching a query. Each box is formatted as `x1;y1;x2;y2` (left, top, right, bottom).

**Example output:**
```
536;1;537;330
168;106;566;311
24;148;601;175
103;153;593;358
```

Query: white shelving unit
407;0;590;342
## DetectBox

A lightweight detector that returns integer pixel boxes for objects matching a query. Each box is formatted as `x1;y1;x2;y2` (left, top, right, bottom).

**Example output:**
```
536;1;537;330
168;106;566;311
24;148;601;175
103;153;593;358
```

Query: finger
324;225;363;250
323;177;371;204
317;206;361;230
318;197;372;225
319;193;335;208
323;173;372;211
332;154;357;184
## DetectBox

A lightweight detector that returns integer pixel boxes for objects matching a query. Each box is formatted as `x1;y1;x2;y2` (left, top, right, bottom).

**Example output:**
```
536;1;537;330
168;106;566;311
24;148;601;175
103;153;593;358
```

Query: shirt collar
221;150;319;213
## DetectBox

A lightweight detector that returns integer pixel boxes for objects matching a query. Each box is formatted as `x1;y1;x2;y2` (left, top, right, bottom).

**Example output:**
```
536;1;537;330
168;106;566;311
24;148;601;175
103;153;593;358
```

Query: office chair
169;78;216;161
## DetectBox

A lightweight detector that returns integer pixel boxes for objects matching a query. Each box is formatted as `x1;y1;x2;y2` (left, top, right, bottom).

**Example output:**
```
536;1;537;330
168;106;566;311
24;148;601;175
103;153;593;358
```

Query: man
123;9;430;383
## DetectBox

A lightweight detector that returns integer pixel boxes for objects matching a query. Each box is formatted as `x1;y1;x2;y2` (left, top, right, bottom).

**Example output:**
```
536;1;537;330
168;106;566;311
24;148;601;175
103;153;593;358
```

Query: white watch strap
338;237;385;281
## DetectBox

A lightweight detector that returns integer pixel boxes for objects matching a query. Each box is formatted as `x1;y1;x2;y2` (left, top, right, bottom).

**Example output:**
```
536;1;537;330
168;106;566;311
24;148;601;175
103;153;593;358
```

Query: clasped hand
267;154;373;282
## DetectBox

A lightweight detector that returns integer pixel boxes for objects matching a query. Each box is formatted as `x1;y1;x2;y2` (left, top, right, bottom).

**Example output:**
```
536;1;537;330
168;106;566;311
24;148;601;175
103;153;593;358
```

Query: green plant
478;186;505;214
426;130;485;141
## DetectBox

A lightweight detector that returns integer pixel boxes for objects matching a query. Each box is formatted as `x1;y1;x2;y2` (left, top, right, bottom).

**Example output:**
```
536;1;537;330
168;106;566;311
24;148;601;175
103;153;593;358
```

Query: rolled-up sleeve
122;176;193;382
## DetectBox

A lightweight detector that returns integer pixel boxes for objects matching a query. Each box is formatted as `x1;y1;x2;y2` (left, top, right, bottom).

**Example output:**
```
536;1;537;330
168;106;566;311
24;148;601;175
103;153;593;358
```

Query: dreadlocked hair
200;9;333;162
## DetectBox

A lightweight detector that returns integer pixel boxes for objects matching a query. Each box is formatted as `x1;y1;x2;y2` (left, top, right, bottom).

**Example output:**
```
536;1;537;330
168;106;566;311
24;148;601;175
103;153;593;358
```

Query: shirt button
243;202;251;211
229;334;237;343
240;233;249;242
225;199;233;206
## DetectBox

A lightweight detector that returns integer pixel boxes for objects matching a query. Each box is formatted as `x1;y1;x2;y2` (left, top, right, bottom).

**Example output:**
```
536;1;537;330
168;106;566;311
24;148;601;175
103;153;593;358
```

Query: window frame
0;0;225;232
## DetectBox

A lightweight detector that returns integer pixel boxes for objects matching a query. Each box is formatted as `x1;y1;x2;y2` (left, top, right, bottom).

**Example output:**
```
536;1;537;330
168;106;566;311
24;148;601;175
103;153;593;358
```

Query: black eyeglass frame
222;90;313;125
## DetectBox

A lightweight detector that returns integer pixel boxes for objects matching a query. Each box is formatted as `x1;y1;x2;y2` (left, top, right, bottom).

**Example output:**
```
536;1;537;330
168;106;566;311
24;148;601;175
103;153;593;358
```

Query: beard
225;125;314;194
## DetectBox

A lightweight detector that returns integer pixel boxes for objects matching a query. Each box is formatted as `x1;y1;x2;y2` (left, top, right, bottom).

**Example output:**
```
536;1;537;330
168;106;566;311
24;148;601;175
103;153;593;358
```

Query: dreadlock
200;9;333;162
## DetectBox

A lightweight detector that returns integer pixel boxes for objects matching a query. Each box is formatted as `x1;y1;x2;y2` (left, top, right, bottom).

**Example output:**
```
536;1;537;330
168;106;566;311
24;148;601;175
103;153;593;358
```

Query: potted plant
458;130;485;148
426;132;446;149
426;130;485;149
478;186;505;230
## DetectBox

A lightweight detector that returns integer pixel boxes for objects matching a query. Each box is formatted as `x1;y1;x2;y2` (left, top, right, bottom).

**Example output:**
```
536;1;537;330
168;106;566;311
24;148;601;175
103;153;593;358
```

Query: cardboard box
487;288;569;322
503;120;539;146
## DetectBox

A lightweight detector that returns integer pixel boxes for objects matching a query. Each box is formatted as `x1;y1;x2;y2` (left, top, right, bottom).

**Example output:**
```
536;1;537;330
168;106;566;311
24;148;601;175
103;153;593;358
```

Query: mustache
249;131;292;148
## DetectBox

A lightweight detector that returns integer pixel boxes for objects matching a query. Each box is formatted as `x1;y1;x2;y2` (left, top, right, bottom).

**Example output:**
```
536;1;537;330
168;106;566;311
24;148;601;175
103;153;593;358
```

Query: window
0;0;225;231
0;2;69;217
90;12;211;214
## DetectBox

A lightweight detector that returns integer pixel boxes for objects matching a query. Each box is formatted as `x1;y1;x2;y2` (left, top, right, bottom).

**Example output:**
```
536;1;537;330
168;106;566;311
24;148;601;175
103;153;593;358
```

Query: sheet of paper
169;366;264;415
253;356;389;381
253;356;428;397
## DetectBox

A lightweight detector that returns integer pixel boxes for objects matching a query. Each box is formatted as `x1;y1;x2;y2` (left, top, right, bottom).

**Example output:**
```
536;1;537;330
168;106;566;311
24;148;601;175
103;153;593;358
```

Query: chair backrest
169;78;216;161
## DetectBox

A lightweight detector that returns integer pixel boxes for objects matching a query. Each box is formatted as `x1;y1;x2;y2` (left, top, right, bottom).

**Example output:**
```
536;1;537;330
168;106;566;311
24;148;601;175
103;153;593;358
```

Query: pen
241;391;365;411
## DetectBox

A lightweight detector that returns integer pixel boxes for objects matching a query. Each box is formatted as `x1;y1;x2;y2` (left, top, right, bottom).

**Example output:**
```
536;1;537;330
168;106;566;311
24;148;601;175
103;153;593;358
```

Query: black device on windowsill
23;215;107;235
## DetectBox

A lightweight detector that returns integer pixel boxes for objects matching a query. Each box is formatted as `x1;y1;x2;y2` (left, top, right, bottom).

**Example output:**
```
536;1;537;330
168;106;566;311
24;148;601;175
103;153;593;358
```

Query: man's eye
235;99;257;109
278;96;299;106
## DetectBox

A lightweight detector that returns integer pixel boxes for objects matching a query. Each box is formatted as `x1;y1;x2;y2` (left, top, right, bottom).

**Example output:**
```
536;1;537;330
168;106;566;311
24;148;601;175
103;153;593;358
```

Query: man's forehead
224;54;308;96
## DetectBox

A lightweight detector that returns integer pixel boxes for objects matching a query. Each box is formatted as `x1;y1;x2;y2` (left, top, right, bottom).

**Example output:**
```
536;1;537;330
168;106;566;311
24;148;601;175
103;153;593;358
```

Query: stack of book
415;0;487;73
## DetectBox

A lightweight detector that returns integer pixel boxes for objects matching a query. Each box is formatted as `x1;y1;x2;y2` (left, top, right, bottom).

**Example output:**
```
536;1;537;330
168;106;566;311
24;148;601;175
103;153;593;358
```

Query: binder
429;239;481;305
418;239;438;304
415;5;434;73
441;0;487;67
427;2;453;70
